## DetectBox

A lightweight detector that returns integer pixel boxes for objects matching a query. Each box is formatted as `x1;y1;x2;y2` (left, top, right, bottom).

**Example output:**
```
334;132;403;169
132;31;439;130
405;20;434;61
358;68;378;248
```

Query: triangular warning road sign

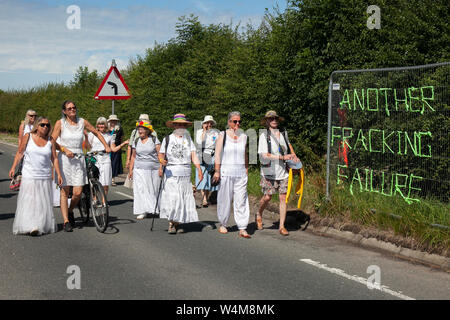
94;66;131;100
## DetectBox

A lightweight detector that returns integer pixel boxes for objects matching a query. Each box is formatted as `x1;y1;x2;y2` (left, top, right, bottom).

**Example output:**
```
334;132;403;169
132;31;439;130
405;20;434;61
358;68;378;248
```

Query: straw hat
201;115;216;126
107;114;120;122
137;114;150;122
260;110;284;125
166;113;193;128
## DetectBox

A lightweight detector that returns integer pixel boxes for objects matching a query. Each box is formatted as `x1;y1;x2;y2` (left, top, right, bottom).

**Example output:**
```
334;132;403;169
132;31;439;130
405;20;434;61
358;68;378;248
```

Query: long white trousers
217;175;250;230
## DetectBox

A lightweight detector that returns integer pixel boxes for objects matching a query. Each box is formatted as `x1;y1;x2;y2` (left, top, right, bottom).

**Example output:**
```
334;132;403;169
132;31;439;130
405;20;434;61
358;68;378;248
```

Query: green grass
319;179;449;252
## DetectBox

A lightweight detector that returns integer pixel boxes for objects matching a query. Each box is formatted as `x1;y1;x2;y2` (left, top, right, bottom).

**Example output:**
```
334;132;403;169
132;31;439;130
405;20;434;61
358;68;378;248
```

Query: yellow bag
286;168;304;209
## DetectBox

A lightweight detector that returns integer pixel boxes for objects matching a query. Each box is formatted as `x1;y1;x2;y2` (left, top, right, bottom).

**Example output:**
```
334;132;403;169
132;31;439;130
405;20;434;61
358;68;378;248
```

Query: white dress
88;132;113;187
58;117;87;187
132;137;161;215
13;135;57;235
159;133;198;223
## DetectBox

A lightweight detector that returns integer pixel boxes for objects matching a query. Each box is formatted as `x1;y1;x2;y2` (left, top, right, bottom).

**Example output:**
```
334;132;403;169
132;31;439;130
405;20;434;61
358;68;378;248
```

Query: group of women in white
128;110;300;238
9;103;300;238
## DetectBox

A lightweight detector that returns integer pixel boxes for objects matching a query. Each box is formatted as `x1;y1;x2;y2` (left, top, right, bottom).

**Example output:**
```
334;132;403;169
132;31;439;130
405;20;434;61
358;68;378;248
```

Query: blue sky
0;0;288;91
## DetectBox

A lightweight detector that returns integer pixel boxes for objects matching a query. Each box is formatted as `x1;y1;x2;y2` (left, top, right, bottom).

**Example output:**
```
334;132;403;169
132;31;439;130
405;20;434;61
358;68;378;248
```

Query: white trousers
217;175;250;230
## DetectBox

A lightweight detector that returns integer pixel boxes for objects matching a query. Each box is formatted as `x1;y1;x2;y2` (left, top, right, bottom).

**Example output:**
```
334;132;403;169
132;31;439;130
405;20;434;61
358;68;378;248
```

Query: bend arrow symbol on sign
107;81;118;95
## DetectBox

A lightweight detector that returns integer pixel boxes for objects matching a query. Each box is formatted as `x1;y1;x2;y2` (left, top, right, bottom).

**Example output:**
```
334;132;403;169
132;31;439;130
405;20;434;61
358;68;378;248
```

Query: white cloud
0;0;266;89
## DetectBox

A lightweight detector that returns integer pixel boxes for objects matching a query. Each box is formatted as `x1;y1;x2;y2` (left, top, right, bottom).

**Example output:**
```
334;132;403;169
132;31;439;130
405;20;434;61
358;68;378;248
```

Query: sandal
279;227;289;236
218;226;228;234
168;223;176;234
238;230;251;239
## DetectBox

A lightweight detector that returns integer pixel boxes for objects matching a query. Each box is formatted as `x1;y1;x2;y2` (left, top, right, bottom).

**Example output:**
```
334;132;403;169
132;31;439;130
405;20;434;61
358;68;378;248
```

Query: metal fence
326;62;449;204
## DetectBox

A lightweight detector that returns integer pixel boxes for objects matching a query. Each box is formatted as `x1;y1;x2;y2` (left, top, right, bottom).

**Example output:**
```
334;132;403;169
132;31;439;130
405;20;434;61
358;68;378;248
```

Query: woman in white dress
18;109;37;147
9;117;63;236
129;120;161;220
195;115;219;207
158;114;203;234
51;100;111;232
86;117;129;195
11;110;37;188
212;111;251;239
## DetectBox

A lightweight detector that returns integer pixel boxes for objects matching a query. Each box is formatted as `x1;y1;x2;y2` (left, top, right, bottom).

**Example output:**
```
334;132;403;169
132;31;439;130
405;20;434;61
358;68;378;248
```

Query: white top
258;129;290;180
195;129;219;150
220;131;247;177
196;129;219;164
23;123;33;135
60;117;85;154
133;136;161;170
88;132;112;164
22;135;52;180
160;133;196;176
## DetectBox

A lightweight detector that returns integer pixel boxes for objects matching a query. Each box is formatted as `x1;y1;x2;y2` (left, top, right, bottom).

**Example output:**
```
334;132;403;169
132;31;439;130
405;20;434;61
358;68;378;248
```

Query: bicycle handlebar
72;151;107;159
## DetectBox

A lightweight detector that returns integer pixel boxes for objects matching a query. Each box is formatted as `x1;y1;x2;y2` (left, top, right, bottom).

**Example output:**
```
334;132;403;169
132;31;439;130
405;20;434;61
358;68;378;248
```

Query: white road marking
114;191;134;199
300;259;415;300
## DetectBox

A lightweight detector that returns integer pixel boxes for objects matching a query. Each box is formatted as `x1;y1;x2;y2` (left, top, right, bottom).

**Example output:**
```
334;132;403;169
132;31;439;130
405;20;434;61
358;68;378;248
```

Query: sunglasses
39;123;50;128
231;120;242;124
65;107;77;111
267;117;278;121
28;114;37;117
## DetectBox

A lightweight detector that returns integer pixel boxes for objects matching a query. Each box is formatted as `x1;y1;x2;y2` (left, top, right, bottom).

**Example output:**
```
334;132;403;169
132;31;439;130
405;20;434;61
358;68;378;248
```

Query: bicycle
75;151;109;233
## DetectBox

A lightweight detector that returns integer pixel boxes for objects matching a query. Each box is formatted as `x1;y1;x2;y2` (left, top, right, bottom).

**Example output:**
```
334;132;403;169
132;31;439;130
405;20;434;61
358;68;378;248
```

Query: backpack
262;129;290;168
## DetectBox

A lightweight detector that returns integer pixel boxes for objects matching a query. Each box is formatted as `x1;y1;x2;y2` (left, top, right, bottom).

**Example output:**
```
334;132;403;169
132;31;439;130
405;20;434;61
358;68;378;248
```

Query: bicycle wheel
77;186;90;224
89;180;109;233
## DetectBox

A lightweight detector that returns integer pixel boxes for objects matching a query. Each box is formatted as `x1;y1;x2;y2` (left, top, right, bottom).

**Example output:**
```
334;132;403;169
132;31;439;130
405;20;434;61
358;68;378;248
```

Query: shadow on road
0;193;17;199
108;199;133;206
0;213;15;220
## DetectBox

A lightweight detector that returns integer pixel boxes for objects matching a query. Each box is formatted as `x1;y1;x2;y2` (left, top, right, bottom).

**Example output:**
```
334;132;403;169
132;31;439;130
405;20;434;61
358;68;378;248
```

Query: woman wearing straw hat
129;119;161;220
86;117;129;195
107;114;124;186
212;111;251;239
158;114;203;234
257;110;300;236
195;115;219;207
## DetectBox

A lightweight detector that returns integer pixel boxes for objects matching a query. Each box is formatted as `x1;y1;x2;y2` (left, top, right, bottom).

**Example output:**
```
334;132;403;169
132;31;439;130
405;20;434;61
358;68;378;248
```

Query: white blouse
160;133;196;177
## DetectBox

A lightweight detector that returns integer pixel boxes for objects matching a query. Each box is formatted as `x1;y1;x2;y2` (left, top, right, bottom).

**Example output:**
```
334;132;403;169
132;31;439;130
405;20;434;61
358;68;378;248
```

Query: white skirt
52;179;60;207
133;168;160;215
58;152;87;187
96;161;112;187
13;178;57;235
159;175;198;223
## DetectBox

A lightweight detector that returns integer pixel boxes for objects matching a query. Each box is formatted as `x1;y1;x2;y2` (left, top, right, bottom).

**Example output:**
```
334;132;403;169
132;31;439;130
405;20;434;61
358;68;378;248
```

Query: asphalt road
0;141;449;300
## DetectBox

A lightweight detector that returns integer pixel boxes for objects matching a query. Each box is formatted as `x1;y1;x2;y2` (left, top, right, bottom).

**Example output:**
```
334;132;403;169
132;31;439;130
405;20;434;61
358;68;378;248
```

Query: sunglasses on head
39;123;50;128
231;120;242;124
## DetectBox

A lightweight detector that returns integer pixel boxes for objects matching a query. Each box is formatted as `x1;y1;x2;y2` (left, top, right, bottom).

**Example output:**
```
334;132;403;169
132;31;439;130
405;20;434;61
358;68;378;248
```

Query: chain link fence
326;62;449;205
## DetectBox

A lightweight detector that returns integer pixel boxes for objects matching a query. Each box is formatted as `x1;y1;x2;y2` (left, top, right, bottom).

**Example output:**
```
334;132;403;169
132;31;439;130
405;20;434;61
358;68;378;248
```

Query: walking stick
151;165;166;231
